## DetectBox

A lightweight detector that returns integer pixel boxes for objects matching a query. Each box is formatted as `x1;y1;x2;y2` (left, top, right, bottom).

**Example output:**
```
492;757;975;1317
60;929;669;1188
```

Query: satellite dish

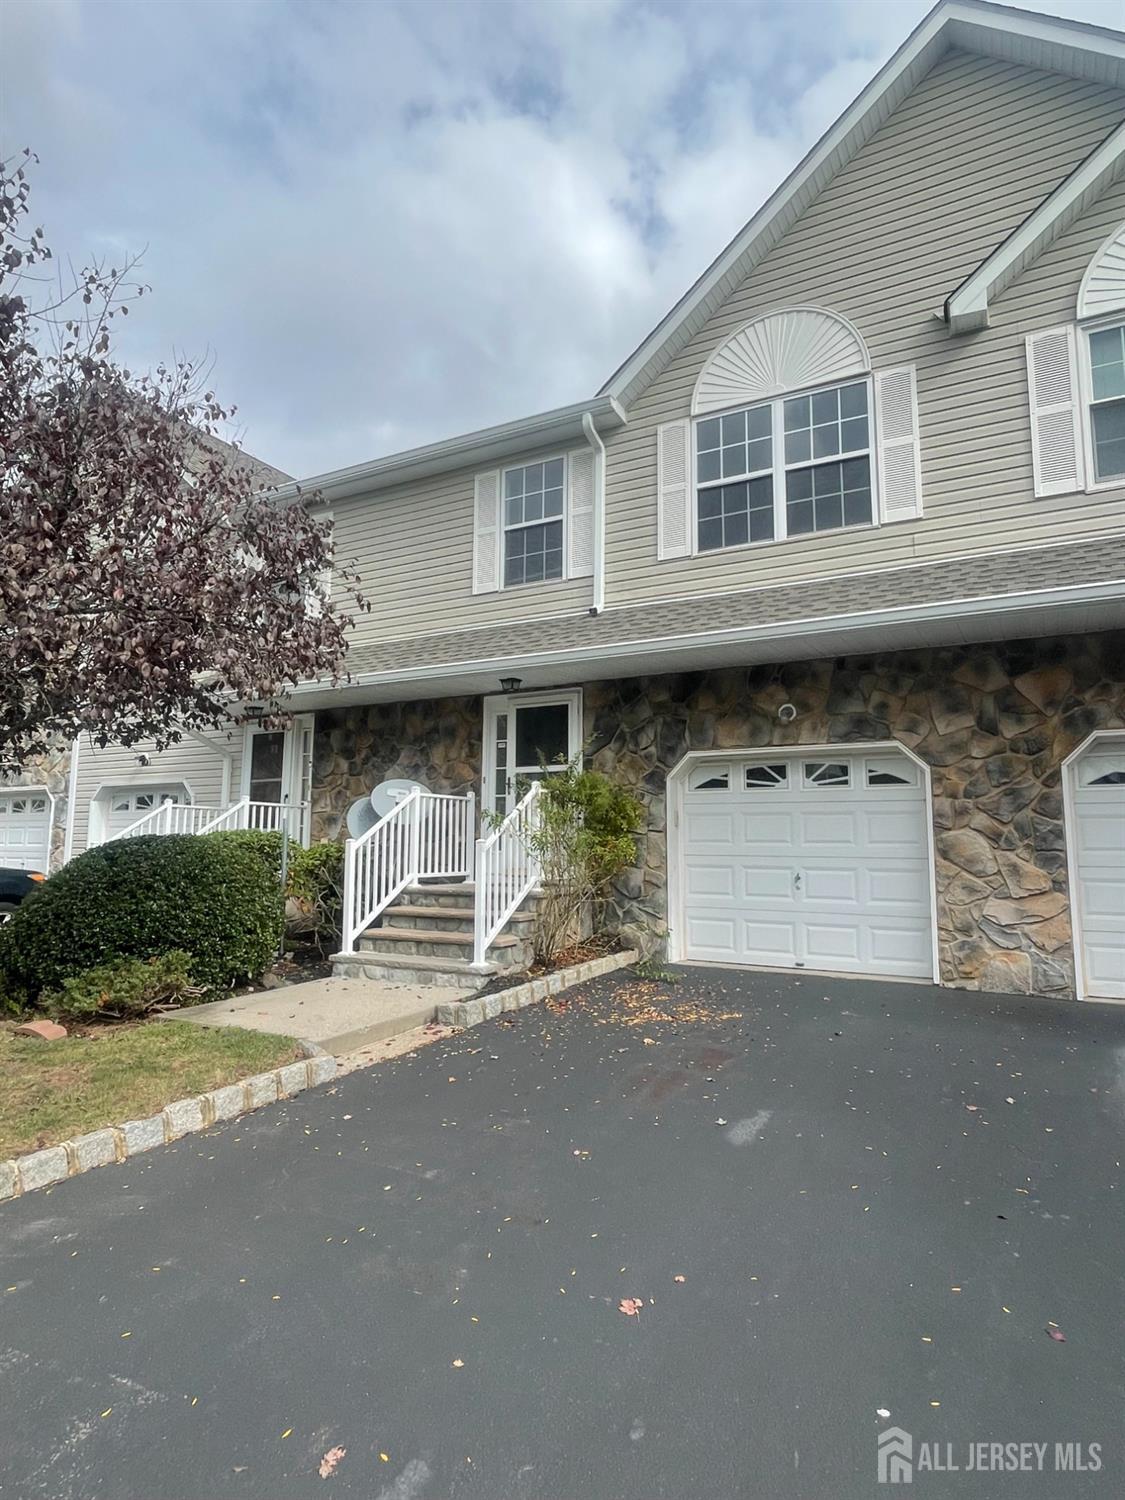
370;779;427;818
345;797;379;838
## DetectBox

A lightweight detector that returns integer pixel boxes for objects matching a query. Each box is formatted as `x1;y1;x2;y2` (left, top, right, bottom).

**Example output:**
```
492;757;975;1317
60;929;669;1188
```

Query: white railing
472;780;542;970
198;798;305;838
340;788;475;954
115;802;226;839
114;799;303;842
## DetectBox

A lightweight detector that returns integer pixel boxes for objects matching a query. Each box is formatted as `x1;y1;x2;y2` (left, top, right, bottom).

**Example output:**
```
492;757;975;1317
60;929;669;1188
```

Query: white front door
1071;744;1125;1001
241;716;315;843
482;691;582;815
675;748;934;979
0;791;51;871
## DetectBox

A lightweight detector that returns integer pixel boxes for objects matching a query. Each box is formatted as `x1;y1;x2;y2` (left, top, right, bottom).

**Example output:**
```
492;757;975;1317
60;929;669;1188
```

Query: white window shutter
874;366;923;522
657;419;691;559
473;470;502;594
1025;325;1085;497
566;447;595;578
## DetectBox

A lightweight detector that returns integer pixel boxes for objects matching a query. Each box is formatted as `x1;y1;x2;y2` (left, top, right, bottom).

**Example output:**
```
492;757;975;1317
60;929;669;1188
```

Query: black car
0;867;45;920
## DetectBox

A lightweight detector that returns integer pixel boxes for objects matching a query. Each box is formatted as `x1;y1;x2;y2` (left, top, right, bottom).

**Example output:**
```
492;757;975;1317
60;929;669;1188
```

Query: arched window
692;307;876;550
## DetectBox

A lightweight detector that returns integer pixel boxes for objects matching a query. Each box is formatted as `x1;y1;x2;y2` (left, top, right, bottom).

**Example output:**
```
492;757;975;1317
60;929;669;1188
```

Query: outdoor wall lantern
499;676;523;693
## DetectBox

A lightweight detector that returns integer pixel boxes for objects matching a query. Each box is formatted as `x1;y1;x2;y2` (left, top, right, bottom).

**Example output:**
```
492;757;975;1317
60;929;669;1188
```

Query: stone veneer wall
311;632;1125;998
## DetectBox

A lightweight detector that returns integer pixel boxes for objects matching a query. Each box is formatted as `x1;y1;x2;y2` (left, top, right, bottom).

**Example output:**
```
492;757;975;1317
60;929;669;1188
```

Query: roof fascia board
278;395;626;505
946;120;1125;332
599;0;1125;408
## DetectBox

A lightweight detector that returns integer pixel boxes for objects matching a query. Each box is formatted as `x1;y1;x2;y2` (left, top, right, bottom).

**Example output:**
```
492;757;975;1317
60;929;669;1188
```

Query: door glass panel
515;703;570;770
249;731;286;804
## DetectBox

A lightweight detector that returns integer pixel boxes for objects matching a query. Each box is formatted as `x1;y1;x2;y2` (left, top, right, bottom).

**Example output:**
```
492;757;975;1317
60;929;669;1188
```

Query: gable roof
946;116;1125;331
599;0;1125;408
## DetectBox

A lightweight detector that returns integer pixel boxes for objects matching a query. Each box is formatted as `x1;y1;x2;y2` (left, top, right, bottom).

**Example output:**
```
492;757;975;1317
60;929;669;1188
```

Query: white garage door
99;787;185;843
678;750;933;978
1072;747;1125;1001
0;792;51;871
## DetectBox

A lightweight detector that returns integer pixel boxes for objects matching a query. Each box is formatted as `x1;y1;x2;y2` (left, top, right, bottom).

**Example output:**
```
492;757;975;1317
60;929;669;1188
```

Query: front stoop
332;881;541;989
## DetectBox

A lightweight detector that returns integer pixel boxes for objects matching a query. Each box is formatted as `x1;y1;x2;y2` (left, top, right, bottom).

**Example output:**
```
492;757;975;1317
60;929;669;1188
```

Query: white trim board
946;120;1125;332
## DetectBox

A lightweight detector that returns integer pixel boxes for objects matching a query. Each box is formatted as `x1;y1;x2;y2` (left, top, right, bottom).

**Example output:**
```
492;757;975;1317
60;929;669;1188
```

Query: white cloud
3;0;1122;477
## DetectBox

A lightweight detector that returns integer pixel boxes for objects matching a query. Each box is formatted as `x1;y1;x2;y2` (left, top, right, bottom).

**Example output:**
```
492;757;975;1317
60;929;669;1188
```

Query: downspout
62;735;81;865
185;728;234;807
581;410;607;615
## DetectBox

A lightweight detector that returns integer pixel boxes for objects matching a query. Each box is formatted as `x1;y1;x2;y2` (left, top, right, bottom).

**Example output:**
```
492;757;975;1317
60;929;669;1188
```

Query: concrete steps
333;880;541;989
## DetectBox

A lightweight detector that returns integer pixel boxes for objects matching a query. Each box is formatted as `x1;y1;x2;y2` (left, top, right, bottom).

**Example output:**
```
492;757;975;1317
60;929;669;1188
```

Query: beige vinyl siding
332;443;593;649
603;49;1125;608
70;729;245;856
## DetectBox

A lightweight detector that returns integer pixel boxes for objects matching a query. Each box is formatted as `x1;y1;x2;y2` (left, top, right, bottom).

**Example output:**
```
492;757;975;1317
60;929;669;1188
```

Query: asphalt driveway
1;967;1122;1499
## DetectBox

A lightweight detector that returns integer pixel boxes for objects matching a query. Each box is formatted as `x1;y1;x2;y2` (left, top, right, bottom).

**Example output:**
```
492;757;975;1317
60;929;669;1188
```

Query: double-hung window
694;379;873;552
503;458;565;587
1087;323;1125;483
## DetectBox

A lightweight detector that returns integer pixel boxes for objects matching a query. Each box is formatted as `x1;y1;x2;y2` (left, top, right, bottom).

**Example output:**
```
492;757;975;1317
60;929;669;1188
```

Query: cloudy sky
4;0;1120;478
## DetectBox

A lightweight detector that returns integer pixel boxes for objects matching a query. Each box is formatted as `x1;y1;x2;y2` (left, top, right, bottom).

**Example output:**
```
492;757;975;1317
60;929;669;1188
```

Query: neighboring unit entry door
677;750;933;979
242;716;315;844
1071;745;1125;1001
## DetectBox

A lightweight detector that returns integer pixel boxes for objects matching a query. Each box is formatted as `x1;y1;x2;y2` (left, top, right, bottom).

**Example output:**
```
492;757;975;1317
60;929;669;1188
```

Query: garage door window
689;765;730;791
0;796;46;815
866;761;916;787
744;763;788;788
803;761;850;787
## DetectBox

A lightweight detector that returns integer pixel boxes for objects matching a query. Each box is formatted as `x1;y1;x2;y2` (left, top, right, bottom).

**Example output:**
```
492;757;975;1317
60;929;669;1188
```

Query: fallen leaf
319;1446;346;1478
618;1298;643;1317
965;1104;979;1112
452;1358;465;1368
1046;1327;1067;1342
281;1428;293;1439
673;1274;686;1284
378;1452;389;1463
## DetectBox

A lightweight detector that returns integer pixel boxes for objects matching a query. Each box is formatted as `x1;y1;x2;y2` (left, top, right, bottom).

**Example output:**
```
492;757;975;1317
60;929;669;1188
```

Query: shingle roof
343;535;1125;679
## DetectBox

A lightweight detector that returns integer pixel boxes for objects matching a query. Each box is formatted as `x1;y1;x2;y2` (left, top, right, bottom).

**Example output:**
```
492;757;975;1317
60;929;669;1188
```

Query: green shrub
519;763;644;966
203;831;345;946
42;951;201;1021
0;834;283;1005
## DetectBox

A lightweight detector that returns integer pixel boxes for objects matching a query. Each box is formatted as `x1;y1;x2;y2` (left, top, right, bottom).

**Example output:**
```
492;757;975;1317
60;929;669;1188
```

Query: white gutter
581;411;607;615
273;395;626;506
185;728;235;806
285;575;1125;699
62;735;80;865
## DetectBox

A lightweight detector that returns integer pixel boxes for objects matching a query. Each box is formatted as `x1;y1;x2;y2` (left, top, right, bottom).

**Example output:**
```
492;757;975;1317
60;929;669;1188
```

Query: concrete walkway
174;975;468;1054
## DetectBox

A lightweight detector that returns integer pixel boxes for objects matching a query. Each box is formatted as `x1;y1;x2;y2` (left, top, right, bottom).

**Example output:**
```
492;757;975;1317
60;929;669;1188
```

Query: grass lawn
0;1021;301;1159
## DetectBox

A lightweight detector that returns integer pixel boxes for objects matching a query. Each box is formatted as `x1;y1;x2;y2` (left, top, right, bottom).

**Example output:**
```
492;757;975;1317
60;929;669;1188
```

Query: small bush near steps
521;763;643;968
41;951;202;1022
205;830;344;949
0;834;283;1007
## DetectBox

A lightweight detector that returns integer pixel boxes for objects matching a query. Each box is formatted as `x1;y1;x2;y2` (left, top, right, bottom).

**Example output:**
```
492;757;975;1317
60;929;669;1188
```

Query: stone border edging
434;949;639;1029
0;1040;337;1202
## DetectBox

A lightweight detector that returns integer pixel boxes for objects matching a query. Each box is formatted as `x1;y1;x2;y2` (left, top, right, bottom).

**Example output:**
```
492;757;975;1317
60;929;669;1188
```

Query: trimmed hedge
0;834;283;1005
206;831;344;945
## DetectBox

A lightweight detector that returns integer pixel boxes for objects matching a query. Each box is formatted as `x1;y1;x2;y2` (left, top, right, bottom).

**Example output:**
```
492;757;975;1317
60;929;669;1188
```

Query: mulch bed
473;934;623;999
